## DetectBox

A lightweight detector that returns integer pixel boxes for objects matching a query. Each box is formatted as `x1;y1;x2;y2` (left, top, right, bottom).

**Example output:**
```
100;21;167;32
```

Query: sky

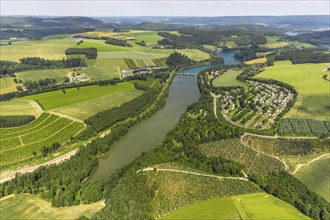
1;0;329;17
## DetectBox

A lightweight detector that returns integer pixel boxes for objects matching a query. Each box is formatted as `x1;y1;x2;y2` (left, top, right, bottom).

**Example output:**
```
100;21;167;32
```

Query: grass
163;197;239;220
0;100;42;116
51;89;143;120
0;39;77;61
0;77;20;94
18;83;135;110
84;58;127;79
294;155;330;202
284;94;330;121
16;68;70;83
0;113;85;167
212;70;247;88
76;39;129;52
244;57;267;65
0;194;104;220
144;169;261;218
255;61;329;95
134;31;164;45
164;192;309;220
262;36;315;49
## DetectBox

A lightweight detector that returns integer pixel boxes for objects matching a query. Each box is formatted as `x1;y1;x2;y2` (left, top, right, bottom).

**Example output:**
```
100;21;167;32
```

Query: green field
0;77;20;94
284;94;330;120
18;83;135;110
84;58;127;79
134;31;164;45
0;113;85;167
76;39;129;52
0;39;77;61
15;68;70;83
0;100;42;116
212;70;247;87
262;36;315;49
294;155;330;202
256;61;328;95
0;194;104;220
143;168;261;218
164;193;309;220
51;89;143;120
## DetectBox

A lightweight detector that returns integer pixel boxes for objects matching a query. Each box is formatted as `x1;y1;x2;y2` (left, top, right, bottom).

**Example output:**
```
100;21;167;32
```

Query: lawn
0;100;42;116
212;70;247;87
0;194;104;220
284;94;330;120
0;77;19;94
164;192;309;220
15;68;70;83
294;155;330;202
255;61;329;95
0;39;77;61
18;82;135;110
51;89;143;120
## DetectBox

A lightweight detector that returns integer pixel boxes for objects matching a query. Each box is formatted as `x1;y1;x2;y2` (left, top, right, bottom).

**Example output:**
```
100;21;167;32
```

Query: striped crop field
0;113;85;168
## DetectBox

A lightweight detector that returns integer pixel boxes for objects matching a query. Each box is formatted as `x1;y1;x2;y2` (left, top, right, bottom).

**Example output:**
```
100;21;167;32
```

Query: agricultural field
51;89;143;120
133;31;164;45
18;82;135;110
0;113;85;167
212;70;246;87
284;94;330;121
244;57;267;65
76;39;129;52
0;39;78;61
143;169;261;218
255;61;328;95
84;58;127;79
164;193;310;220
278;118;330;136
261;36;315;49
199;139;285;175
0;100;42;116
0;194;105;220
242;135;330;157
294;155;330;202
0;77;20;94
15;68;70;83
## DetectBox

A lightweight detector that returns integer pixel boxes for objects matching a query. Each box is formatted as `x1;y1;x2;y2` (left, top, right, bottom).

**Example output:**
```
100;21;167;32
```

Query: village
219;80;294;129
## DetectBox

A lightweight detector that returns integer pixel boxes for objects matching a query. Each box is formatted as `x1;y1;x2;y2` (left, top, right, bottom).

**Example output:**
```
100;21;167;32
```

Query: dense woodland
0;115;35;128
0;57;85;77
276;49;330;64
165;52;195;68
65;48;97;59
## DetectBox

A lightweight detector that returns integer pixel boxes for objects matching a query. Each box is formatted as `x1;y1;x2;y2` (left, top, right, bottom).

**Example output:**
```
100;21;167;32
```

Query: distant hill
0;16;118;40
98;15;330;27
289;30;330;46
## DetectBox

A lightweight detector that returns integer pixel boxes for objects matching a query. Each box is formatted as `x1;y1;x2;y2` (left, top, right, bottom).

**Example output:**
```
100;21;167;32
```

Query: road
0;149;78;183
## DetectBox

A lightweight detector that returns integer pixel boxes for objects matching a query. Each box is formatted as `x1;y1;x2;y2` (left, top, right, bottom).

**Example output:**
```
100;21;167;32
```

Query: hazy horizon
1;1;329;17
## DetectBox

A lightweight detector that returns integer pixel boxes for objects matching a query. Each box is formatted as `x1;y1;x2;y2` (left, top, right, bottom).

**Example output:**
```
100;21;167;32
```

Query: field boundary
138;167;249;181
0;149;79;183
292;153;330;175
